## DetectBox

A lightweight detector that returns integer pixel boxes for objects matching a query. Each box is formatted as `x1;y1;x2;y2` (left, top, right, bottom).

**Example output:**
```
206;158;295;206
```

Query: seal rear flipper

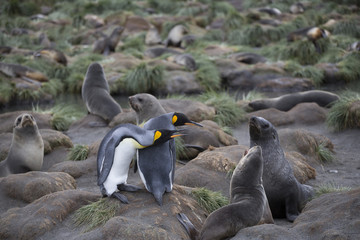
176;213;198;240
118;183;142;192
184;144;206;152
112;192;129;204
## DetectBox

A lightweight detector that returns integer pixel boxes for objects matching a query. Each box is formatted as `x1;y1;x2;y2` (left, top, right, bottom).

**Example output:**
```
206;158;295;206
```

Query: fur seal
228;52;267;64
167;53;197;71
128;93;166;124
93;26;124;55
249;90;339;111
258;7;282;16
138;112;202;205
177;145;274;239
164;24;188;48
249;116;314;222
145;26;162;45
34;48;67;66
0;113;44;177
290;2;305;14
0;62;48;85
287;26;329;53
82;62;122;122
97;123;181;203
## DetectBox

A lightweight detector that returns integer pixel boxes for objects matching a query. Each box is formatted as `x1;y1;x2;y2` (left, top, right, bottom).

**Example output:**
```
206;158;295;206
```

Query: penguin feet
117;183;142;192
112;192;129;204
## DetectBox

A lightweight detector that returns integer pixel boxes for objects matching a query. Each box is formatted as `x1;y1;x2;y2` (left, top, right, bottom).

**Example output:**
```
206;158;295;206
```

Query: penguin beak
171;129;186;138
185;121;203;127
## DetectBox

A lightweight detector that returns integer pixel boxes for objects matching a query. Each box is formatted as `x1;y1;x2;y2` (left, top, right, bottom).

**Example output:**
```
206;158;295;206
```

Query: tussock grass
337;52;360;83
203;29;225;42
198;91;246;127
191;187;229;214
315;182;351;198
123;63;164;94
315;142;335;163
16;89;41;101
68;144;89;161
241;90;265;101
195;57;221;91
0;79;15;104
333;19;360;38
73;198;119;232
293;66;325;87
326;91;360;131
147;0;181;15
175;137;190;160
121;34;145;53
228;25;266;47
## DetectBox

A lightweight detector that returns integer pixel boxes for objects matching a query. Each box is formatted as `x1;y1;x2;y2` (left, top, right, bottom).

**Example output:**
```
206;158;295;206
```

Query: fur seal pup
249;116;314;222
0;62;48;85
97;123;181;203
258;7;282;16
167;53;197;71
164;24;188;48
249;90;339;111
0;113;44;177
287;26;328;53
82;62;122;122
290;2;305;14
93;26;124;55
34;48;67;66
177;146;273;239
138;112;202;205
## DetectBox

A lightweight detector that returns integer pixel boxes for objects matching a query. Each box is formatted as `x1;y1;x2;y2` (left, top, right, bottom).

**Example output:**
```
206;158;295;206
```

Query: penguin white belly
103;139;136;195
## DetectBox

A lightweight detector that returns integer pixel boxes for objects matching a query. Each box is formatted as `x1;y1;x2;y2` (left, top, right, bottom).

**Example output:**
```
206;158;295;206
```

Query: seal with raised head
249;90;339;111
137;112;202;205
93;26;124;55
0;113;44;177
249;116;314;222
97;123;181;203
177;145;274;239
82;62;122;122
164;24;188;48
128;93;166;124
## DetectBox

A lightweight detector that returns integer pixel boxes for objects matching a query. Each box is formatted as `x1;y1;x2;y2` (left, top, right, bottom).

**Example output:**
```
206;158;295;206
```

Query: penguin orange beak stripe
185;122;203;127
171;134;183;138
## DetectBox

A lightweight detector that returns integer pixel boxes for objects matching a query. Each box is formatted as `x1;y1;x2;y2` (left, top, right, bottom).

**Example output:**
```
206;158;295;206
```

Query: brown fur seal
93;26;124;56
249;116;314;222
164;24;188;48
128;93;166;124
167;53;197;71
287;26;329;53
177;145;274;239
249;90;339;111
82;62;122;122
0;62;48;85
34;48;67;66
0;113;44;177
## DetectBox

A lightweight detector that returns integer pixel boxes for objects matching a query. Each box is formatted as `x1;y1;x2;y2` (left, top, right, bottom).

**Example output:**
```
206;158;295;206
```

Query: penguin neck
125;137;146;149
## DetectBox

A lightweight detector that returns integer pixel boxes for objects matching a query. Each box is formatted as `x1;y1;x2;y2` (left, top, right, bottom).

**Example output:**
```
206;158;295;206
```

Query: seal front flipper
112;192;129;204
118;183;142;192
285;193;300;222
177;213;198;240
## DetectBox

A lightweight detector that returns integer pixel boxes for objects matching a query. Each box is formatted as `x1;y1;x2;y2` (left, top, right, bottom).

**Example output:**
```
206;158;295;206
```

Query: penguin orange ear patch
154;131;162;141
172;115;178;124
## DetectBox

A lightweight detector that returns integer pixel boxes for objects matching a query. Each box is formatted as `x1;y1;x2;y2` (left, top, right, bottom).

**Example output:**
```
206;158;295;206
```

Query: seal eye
138;97;143;102
263;123;269;129
16;117;21;126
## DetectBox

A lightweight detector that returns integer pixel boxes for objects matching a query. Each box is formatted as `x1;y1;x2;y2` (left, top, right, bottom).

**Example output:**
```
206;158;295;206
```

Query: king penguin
97;123;181;204
137;112;202;205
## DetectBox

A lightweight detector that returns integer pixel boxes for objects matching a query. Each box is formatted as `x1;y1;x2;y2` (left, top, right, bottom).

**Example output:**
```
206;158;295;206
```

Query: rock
257;77;313;92
124;15;150;33
159;98;216;122
201;120;238;146
84;14;104;28
48;156;96;179
175;145;248;197
68;185;206;240
228;52;267;64
0;111;52;133
147;59;185;71
247;102;327;126
40;129;73;154
234;188;360;239
108;108;137;128
0;190;100;240
278;128;334;166
0;133;12;161
163;70;203;94
0;171;76;203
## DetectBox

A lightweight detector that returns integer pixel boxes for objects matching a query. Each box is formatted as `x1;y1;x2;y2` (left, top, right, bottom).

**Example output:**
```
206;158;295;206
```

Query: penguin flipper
176;213;198;239
98;138;117;185
112;192;129;204
118;183;141;192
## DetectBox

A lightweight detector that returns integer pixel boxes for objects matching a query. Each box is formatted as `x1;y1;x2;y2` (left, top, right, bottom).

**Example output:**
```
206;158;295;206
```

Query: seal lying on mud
177;145;273;239
249;116;314;222
249;90;339;111
0;113;44;177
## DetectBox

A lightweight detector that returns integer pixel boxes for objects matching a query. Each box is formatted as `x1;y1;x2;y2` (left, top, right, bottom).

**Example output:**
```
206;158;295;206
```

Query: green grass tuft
315;142;335;163
241;90;265;101
228;25;266;47
68;144;89;161
293;66;325;87
198;91;246;127
195;57;221;91
40;79;65;97
315;182;351;198
123;62;164;94
191;187;229;214
326;91;360;131
333;19;360;38
73;198;119;232
337;52;360;83
0;78;15;104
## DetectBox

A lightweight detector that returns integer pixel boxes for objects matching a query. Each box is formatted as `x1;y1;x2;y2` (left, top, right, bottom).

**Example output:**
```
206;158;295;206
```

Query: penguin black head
153;129;183;145
171;112;203;127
